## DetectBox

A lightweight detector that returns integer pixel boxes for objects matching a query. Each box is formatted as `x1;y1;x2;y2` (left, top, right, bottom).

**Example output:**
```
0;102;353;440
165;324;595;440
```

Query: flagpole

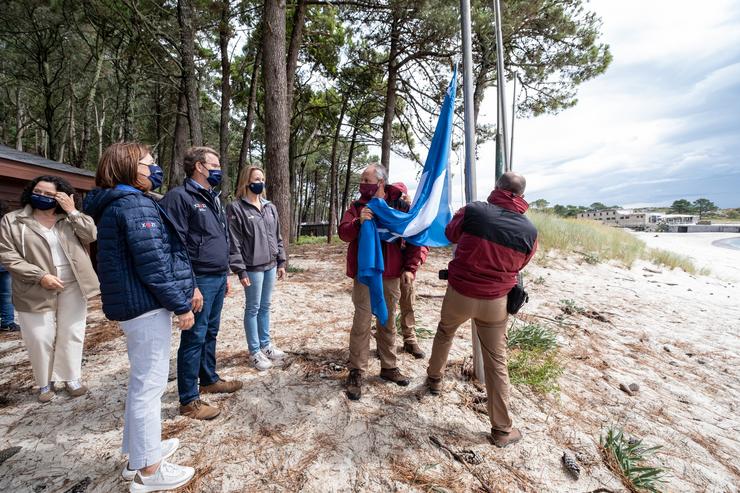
510;76;517;169
460;0;486;384
494;0;510;172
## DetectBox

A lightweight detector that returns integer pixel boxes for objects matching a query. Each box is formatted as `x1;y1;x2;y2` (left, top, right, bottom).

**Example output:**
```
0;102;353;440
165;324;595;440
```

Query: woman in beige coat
0;175;100;402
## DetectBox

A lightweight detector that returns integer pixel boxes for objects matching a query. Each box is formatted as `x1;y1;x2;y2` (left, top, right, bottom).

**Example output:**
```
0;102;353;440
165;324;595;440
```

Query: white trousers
16;265;87;388
120;308;172;470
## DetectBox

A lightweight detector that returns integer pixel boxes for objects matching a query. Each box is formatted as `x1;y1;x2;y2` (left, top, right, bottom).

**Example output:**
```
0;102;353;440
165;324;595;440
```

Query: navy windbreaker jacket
84;186;195;321
159;179;229;277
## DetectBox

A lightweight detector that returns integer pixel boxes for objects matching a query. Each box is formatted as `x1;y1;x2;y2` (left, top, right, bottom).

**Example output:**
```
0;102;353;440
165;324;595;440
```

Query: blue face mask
207;169;223;187
31;193;57;211
148;164;164;191
249;182;265;195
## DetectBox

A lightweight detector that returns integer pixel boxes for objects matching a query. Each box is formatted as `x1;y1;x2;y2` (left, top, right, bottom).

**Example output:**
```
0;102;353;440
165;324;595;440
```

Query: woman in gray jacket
0;175;100;402
228;166;287;371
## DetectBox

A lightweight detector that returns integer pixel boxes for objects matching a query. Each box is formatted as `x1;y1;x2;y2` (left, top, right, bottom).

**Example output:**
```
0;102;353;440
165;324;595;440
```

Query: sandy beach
0;243;739;492
633;232;740;282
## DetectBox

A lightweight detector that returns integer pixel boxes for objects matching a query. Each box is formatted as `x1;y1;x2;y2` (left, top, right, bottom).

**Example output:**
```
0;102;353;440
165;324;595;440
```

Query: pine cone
562;452;581;480
0;446;21;467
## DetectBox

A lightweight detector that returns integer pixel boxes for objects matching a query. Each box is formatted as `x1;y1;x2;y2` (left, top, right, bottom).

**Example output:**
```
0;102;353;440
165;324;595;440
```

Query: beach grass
507;321;562;394
600;427;668;493
528;211;705;274
507;322;557;352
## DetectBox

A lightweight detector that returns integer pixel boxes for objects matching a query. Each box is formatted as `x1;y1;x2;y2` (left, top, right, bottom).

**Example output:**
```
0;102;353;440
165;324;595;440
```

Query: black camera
438;269;448;280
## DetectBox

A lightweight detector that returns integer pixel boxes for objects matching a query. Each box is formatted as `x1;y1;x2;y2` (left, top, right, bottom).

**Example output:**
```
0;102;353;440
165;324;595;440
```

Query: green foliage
296;235;335;245
531;199;550;210
692;198;718;219
507;323;557;351
286;265;306;273
394;313;434;339
600;427;668;493
508;349;563;394
669;199;694;214
559;299;585;315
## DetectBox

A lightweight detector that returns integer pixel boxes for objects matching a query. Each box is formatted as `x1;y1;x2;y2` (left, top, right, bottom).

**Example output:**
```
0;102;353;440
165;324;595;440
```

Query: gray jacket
227;198;286;277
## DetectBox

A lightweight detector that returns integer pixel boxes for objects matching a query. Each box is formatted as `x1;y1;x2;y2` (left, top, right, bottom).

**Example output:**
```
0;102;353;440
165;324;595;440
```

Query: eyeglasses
32;189;57;198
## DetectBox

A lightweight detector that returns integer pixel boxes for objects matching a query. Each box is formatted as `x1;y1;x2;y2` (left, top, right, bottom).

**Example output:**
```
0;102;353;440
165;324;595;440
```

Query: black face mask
249;182;265;195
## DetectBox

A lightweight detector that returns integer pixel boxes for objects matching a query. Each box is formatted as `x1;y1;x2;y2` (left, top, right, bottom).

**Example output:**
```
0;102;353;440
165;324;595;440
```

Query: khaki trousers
427;285;512;432
16;265;87;388
398;278;418;344
349;278;400;372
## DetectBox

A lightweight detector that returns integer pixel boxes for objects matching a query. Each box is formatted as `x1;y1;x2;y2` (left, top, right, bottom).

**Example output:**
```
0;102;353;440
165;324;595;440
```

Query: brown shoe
66;383;88;398
427;376;442;395
200;379;243;394
379;368;410;386
38;388;55;403
180;399;221;420
346;369;363;401
491;428;523;448
403;342;426;359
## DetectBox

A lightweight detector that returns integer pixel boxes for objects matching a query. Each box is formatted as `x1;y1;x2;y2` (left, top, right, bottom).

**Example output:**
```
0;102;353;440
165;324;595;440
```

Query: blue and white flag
366;68;456;247
358;68;457;325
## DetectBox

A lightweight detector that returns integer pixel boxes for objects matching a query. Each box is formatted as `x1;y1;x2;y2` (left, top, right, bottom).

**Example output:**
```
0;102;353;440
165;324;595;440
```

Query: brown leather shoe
346;369;363;401
200;379;243;394
180;399;221;420
379;368;410;386
427;376;442;395
403;342;426;359
491;428;523;448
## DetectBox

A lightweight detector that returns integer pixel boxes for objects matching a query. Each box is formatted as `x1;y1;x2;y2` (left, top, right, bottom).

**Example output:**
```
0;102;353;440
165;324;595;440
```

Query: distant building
578;208;698;230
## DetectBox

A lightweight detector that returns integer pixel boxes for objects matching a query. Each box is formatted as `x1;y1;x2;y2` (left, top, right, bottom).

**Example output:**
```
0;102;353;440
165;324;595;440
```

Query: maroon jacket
446;189;538;299
338;199;428;279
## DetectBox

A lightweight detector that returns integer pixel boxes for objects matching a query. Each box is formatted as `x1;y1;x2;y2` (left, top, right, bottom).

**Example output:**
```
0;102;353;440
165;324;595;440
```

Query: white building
577;209;698;230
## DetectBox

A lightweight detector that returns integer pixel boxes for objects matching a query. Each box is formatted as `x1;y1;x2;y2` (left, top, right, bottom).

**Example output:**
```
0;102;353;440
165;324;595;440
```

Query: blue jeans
243;267;276;354
0;270;15;327
177;274;226;405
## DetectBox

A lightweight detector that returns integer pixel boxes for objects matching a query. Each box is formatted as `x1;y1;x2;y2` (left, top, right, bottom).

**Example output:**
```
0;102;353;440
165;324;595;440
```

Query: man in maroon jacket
338;164;426;400
426;172;538;448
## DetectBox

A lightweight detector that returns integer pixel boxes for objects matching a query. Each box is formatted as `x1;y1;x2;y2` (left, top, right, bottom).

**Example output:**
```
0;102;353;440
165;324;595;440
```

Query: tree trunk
218;0;232;194
178;0;203;146
262;0;292;245
76;53;105;168
328;95;348;243
94;98;106;163
15;88;25;151
286;0;307;113
169;83;189;187
237;46;261;189
342;123;359;214
380;15;400;172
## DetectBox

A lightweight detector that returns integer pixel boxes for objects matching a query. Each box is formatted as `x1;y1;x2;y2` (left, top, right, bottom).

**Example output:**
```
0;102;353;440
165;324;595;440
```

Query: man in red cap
386;182;428;359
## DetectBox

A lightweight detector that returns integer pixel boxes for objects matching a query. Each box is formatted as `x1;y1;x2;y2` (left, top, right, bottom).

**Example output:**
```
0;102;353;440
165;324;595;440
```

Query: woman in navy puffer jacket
84;142;197;492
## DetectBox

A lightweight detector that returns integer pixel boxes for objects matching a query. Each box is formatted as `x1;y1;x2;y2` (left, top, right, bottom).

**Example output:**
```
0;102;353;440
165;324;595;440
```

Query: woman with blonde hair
84;142;196;492
0;175;99;402
227;166;287;371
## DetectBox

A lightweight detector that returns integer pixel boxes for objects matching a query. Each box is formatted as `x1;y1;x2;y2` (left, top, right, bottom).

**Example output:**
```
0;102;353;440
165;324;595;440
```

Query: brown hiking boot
491;428;523;448
379;368;410;386
427;376;443;395
200;379;243;394
66;382;88;398
403;342;426;359
346;369;363;401
180;399;221;420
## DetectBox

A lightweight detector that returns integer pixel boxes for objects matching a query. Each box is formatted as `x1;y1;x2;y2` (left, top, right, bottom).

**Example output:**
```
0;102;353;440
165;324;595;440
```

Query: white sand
0;244;738;492
633;231;740;282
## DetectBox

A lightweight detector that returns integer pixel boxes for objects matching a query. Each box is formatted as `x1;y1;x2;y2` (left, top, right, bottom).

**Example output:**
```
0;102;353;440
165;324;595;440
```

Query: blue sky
395;0;740;209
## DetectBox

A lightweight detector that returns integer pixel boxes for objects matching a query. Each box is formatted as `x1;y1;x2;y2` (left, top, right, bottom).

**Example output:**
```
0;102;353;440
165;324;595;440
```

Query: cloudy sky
394;0;740;209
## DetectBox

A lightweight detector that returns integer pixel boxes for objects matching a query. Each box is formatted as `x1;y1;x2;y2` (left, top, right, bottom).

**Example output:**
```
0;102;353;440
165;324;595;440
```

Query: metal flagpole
509;76;517;170
460;0;486;383
494;0;510;172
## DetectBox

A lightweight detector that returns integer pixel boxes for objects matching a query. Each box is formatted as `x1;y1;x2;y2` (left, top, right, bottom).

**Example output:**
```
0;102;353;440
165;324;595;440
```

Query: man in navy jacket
160;147;242;420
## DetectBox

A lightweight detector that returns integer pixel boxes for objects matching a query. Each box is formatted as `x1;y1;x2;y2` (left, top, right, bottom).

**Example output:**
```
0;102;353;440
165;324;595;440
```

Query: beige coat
0;205;100;312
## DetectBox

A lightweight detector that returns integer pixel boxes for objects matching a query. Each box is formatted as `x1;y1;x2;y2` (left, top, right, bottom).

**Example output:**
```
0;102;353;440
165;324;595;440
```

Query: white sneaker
122;438;180;480
262;345;286;360
251;351;273;370
129;461;194;492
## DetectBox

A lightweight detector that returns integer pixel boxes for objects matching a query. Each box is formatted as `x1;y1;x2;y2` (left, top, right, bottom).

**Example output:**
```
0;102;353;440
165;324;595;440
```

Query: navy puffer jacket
84;186;194;321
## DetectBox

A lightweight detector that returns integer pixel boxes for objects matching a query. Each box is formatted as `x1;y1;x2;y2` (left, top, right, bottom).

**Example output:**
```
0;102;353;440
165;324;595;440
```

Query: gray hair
367;164;388;182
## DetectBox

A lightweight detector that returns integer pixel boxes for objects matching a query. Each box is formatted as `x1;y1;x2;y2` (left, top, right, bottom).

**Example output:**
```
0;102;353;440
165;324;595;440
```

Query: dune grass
600;427;668;493
528;211;705;274
507;322;562;394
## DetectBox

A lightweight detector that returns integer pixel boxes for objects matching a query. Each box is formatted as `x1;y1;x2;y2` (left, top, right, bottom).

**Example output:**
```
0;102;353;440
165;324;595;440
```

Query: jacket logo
140;222;158;229
193;203;208;211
